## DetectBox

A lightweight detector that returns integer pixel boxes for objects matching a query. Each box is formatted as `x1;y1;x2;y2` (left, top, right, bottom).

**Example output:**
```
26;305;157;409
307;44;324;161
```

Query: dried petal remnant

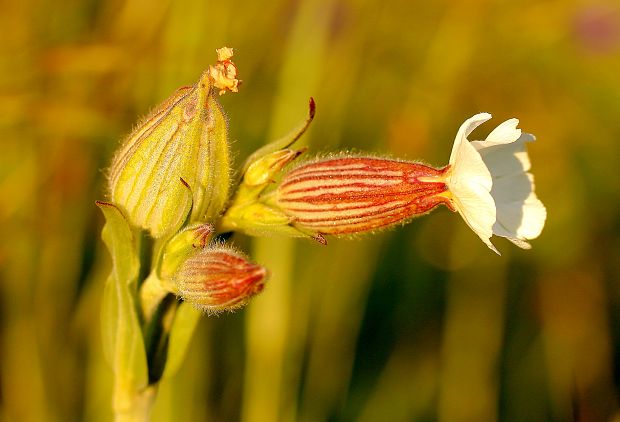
210;47;239;95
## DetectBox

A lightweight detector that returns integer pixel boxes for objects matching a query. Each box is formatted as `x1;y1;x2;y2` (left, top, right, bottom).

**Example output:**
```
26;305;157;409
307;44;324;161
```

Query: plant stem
114;386;157;422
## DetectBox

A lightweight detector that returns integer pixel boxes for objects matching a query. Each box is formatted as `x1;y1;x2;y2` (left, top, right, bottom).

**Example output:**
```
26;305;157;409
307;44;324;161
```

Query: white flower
445;113;547;254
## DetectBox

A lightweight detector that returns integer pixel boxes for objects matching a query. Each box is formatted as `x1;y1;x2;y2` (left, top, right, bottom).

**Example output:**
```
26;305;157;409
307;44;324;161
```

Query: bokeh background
2;0;620;421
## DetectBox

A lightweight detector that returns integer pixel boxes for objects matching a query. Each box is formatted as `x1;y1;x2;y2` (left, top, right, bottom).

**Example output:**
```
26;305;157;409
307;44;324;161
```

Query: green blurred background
2;0;620;421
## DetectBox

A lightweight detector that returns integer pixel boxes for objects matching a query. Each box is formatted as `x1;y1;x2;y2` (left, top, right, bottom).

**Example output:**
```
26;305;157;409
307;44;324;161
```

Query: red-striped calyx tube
272;157;452;236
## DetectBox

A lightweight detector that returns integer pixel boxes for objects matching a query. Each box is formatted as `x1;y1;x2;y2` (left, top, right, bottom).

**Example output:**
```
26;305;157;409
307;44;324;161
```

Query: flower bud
158;223;214;280
108;48;238;238
218;98;314;237
217;149;306;237
244;149;305;187
271;157;451;236
174;247;268;314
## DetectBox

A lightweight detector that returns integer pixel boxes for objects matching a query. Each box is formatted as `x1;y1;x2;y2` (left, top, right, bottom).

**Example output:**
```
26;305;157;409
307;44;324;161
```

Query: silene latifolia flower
221;112;546;254
440;113;546;253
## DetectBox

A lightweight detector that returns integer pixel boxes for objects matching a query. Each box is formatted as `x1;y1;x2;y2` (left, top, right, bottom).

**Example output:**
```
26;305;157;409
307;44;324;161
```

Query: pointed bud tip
313;233;327;245
309;97;316;119
95;200;112;208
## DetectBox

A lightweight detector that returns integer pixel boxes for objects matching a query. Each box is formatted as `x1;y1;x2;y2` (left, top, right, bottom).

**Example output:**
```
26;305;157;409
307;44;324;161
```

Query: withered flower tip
210;46;239;95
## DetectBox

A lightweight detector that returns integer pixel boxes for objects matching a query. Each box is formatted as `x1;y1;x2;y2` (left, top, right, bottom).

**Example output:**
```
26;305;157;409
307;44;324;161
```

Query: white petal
517;196;546;239
493;196;546;241
482;118;522;146
451;180;499;254
492;173;546;242
472;133;534;177
446;114;545;254
491;171;534;204
448;115;493;194
507;238;532;249
447;113;498;253
448;113;492;165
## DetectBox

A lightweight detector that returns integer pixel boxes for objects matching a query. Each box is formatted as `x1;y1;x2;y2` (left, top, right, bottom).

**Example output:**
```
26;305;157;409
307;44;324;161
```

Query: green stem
114;385;158;422
140;272;174;322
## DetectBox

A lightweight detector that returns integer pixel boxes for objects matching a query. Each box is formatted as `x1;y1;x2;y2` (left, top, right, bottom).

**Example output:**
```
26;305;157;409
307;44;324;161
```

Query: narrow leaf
97;201;149;411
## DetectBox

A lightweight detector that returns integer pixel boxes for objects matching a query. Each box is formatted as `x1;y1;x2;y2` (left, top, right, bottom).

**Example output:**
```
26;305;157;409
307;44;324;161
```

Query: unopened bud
218;149;304;235
244;149;304;187
174;247;268;314
159;224;214;280
218;99;315;236
271;157;451;237
108;48;236;238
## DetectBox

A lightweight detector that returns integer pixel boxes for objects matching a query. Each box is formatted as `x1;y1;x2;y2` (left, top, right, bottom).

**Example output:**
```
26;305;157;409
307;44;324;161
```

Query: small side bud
244;149;305;187
218;150;305;237
159;224;214;280
174;247;268;314
218;100;314;236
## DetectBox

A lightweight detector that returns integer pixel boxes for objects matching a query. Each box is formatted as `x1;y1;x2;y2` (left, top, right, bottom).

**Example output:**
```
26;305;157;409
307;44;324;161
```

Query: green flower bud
158;223;214;281
218;149;306;237
108;48;239;238
244;149;305;187
218;99;314;237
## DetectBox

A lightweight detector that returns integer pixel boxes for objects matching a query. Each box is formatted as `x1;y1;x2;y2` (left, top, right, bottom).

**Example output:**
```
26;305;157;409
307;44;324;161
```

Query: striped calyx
108;49;236;238
274;157;451;236
174;247;268;314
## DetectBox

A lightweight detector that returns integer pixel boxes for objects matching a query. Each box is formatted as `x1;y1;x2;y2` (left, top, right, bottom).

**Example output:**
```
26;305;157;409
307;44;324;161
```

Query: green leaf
97;201;149;411
161;302;202;380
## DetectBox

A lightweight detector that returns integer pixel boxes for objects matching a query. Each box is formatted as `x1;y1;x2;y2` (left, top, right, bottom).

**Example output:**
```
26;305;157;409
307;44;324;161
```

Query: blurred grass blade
97;201;149;414
244;0;334;420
